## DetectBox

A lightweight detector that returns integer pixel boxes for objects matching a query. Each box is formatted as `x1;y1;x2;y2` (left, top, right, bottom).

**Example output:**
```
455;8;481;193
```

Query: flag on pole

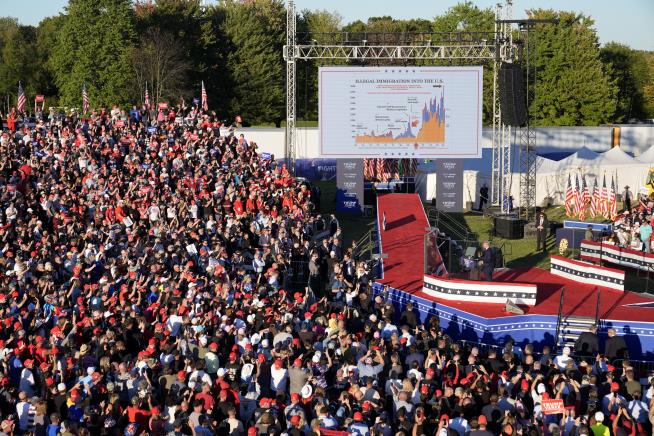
578;175;588;221
144;83;150;109
589;178;599;218
82;84;89;114
201;81;208;111
564;174;574;217
376;159;384;182
17;82;26;113
573;174;583;217
600;174;608;218
609;175;618;220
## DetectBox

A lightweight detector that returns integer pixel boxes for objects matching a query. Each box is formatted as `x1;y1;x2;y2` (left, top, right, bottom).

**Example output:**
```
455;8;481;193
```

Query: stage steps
557;315;596;350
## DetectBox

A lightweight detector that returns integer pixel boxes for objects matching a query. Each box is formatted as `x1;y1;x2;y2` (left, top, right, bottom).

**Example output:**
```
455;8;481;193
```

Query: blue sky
4;0;653;50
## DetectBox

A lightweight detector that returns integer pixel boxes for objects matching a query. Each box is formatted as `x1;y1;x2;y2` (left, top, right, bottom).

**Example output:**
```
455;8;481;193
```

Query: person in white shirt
148;204;161;223
270;358;288;392
554;347;576;371
626;391;648;424
15;391;30;433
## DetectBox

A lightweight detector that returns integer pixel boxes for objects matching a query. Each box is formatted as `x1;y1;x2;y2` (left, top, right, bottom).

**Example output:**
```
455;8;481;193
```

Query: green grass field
312;180;654;294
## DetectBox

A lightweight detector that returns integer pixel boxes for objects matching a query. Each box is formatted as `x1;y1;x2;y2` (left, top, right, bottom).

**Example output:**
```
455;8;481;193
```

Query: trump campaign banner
436;159;463;213
336;159;364;213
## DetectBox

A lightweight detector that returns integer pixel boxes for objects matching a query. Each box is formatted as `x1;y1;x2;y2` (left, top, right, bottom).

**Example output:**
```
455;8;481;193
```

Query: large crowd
0;105;652;436
608;187;654;253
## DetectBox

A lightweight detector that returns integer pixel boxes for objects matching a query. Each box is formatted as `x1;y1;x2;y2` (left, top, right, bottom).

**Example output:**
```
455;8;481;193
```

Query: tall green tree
528;10;617;126
0;19;38;97
600;42;652;122
221;0;285;126
432;2;495;125
51;0;136;108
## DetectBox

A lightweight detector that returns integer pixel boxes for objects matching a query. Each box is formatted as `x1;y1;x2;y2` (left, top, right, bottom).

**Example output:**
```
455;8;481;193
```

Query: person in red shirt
125;396;153;429
194;382;215;412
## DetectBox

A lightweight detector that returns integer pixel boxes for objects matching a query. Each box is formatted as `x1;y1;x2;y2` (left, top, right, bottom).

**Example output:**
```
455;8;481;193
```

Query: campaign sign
436;159;463;213
114;120;125;128
158;102;168;109
336;159;364;214
542;399;565;415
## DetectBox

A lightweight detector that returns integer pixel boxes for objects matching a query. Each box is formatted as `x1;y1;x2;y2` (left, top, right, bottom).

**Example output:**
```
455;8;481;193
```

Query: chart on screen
319;66;483;159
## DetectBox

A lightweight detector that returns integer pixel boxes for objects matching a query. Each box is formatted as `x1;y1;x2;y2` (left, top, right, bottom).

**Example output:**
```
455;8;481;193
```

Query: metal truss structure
283;1;518;212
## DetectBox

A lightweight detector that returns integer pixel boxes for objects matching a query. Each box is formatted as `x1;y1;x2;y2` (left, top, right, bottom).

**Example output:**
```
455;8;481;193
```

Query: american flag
82;84;89;114
564;174;574;217
578;175;588;220
17;82;26;113
573;174;583;217
201;81;208;111
609;175;618;220
144;83;150;108
376;159;384;182
589;178;599;218
600;174;608;218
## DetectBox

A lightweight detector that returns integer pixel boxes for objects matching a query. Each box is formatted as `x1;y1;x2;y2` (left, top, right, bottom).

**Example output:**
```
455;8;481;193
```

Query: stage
374;193;654;359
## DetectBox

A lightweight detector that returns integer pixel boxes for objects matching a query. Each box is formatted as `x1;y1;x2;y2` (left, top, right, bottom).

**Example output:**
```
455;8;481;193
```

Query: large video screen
319;66;483;159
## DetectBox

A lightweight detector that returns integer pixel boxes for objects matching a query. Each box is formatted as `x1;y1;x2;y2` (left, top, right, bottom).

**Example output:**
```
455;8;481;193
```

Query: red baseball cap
290;415;300;425
611;382;620;392
353;412;363;421
478;415;487;425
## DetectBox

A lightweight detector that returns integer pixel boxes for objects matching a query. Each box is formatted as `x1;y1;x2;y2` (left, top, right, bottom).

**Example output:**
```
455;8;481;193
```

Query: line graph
319;66;482;158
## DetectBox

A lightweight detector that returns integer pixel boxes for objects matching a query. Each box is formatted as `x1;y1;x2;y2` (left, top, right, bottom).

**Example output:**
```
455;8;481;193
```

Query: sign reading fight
541;399;565;415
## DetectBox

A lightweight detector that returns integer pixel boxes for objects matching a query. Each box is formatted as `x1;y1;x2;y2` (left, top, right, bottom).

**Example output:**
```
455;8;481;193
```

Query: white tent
635;144;654;164
511;146;653;206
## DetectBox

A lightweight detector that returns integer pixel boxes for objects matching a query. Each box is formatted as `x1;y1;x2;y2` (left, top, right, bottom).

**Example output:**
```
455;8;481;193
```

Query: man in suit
574;325;599;358
481;241;495;281
604;328;628;360
536;211;549;253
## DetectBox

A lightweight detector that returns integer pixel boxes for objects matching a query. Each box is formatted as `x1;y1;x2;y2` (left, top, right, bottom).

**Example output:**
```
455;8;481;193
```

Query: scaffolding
283;0;519;212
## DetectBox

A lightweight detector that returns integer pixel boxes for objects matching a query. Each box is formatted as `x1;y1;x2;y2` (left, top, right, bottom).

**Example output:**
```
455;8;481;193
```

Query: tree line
0;0;652;126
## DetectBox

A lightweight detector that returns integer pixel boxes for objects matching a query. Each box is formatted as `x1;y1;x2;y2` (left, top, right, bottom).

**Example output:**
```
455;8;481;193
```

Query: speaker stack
499;63;527;127
493;214;524;239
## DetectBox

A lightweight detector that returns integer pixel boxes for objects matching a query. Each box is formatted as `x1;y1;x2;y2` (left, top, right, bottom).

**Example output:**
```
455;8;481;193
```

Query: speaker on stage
494;215;524;239
499;63;527;127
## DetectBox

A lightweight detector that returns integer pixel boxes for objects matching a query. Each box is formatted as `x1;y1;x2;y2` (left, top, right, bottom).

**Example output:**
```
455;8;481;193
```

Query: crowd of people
607;187;654;252
0;105;652;436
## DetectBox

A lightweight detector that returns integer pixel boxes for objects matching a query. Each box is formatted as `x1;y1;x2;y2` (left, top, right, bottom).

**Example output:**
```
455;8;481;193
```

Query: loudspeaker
494;215;524;239
499;63;527;127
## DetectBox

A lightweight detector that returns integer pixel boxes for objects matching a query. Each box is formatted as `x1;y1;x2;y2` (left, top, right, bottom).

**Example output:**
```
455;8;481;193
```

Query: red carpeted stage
374;193;654;357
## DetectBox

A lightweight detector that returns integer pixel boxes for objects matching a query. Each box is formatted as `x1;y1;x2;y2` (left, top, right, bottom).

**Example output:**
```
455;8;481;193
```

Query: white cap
217;368;227;378
562;346;571;355
199;336;208;346
594;411;604;422
537;383;546;394
301;384;313;399
312;353;321;363
57;383;67;392
261;339;269;348
251;333;261;345
237;327;246;336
